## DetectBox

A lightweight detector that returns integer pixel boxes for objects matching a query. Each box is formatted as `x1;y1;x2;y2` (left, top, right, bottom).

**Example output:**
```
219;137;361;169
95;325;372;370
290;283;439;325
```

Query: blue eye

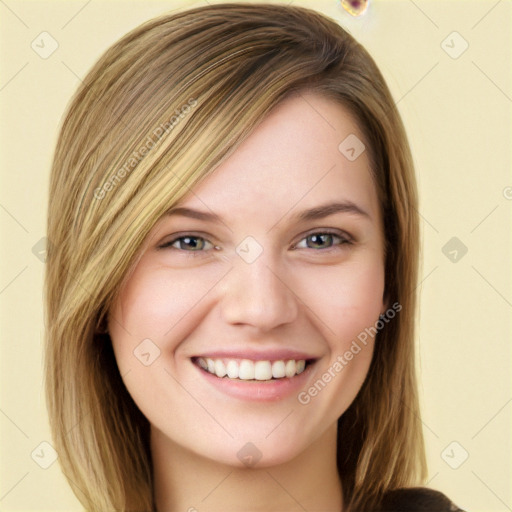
294;232;351;250
161;235;214;252
159;231;351;254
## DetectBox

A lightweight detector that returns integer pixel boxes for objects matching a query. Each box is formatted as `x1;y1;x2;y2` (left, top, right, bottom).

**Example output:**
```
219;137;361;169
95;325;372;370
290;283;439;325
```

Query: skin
109;92;387;511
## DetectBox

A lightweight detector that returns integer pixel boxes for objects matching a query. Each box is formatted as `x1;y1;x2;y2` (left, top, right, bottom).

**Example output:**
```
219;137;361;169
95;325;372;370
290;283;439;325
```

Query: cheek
108;264;227;364
294;259;384;415
299;256;385;343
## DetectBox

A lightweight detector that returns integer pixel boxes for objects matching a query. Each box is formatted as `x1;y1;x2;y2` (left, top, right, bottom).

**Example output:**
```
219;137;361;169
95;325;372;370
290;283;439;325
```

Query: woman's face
109;92;386;468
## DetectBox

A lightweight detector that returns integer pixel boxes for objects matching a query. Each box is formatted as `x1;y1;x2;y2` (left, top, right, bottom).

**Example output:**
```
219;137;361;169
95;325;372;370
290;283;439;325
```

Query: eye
158;231;351;254
159;235;215;252
294;231;351;250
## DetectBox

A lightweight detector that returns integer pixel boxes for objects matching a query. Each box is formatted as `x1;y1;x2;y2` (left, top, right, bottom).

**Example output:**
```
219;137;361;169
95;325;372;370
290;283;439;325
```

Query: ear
380;287;390;316
95;311;109;334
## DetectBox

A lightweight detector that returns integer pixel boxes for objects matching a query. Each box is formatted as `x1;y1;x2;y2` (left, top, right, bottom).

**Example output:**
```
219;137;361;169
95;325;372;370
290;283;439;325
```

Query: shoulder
376;487;466;512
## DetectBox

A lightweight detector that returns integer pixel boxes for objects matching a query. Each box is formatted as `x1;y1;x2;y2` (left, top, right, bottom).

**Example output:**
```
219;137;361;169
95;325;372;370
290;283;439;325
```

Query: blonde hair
45;3;426;510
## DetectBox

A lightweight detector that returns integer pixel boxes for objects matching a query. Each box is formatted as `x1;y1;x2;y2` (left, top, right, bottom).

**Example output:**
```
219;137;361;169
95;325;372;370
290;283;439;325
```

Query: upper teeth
197;357;306;381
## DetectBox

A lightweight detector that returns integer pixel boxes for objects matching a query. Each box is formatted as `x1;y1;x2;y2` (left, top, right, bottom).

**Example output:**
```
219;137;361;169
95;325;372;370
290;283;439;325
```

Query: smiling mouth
193;357;315;381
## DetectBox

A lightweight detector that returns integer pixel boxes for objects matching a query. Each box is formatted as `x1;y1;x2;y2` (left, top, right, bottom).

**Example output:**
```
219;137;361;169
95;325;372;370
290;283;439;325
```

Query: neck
151;422;343;512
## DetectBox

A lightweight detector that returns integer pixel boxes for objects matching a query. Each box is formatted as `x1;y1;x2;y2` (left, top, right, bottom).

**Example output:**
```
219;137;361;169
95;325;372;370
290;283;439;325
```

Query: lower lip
193;361;316;402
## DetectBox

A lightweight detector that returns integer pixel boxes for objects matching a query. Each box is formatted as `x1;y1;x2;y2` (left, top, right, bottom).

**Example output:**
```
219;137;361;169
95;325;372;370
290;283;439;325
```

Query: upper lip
192;349;319;361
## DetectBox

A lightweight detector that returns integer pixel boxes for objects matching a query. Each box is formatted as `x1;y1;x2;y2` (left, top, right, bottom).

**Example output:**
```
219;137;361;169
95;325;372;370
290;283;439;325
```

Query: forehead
175;92;380;226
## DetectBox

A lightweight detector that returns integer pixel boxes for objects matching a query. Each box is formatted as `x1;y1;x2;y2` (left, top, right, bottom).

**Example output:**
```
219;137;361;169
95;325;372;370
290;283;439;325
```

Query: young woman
45;3;465;511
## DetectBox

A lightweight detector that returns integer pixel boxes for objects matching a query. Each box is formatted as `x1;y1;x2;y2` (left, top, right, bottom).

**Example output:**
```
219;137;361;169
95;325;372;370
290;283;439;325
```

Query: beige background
1;0;510;510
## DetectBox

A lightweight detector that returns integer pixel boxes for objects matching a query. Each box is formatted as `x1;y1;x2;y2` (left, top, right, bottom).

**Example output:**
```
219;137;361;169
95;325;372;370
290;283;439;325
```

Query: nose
219;254;299;332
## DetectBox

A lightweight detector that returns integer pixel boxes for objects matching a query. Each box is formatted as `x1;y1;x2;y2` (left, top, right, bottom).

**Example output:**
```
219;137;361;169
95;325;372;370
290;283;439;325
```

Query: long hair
45;3;426;510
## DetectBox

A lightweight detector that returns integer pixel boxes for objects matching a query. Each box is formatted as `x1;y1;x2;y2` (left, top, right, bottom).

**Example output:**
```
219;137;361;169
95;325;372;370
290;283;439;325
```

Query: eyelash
157;230;353;255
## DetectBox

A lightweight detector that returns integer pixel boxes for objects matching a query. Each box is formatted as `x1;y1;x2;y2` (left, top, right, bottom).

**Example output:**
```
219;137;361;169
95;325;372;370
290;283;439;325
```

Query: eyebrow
165;200;370;224
293;201;370;222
